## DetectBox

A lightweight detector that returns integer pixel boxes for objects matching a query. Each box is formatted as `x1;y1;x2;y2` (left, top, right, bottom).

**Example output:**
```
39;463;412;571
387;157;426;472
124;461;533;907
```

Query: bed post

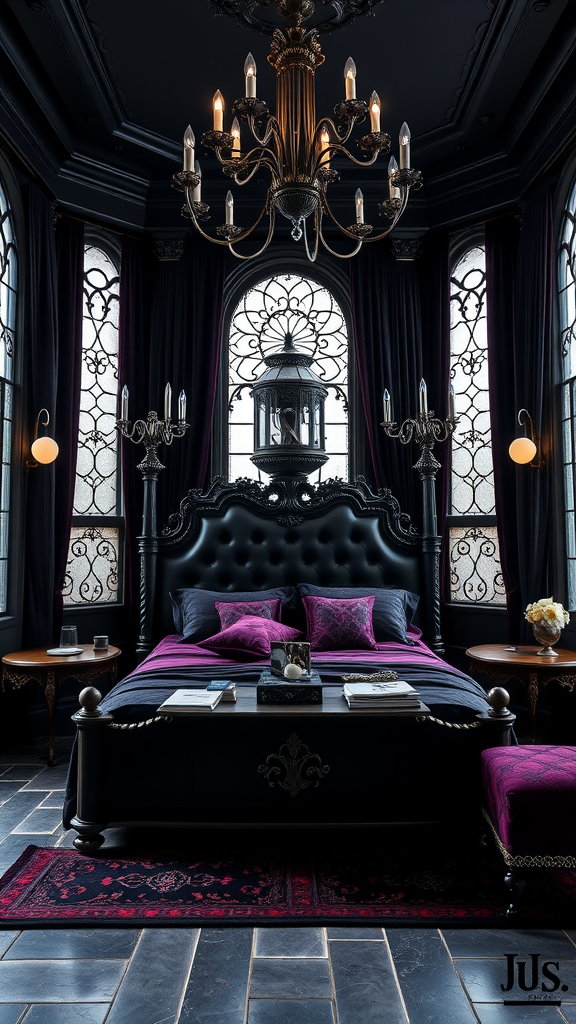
415;445;444;654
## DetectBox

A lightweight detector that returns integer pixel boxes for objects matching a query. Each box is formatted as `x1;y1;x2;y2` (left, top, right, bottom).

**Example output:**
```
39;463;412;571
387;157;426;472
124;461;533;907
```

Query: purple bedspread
98;630;490;718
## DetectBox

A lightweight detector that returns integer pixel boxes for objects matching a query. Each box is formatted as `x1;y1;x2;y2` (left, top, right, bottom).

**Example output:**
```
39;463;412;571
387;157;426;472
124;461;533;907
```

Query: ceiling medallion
172;0;422;262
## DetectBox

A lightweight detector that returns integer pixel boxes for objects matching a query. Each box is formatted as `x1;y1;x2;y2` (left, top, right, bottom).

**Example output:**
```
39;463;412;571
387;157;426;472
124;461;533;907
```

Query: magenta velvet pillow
198;615;303;661
302;594;377;652
215;599;281;631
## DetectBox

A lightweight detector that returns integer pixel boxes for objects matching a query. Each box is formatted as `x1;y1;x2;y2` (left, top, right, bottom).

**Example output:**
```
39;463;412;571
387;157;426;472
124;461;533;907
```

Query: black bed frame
68;473;517;854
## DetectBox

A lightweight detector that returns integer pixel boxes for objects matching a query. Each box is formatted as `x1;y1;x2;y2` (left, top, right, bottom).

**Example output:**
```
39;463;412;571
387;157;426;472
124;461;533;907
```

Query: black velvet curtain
486;184;554;639
52;214;84;639
148;238;226;529
350;243;423;522
21;185;58;648
118;234;152;637
486;213;522;638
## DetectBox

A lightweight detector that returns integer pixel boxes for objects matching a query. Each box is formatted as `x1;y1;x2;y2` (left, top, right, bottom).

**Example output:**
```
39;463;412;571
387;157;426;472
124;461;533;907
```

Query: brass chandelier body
172;0;422;261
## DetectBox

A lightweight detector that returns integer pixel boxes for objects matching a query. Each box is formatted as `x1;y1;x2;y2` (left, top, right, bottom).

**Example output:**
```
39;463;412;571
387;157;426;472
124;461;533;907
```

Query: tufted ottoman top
482;746;576;856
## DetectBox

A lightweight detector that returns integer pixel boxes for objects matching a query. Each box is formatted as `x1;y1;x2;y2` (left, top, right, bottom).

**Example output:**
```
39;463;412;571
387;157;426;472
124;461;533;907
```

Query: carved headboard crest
161;475;418;548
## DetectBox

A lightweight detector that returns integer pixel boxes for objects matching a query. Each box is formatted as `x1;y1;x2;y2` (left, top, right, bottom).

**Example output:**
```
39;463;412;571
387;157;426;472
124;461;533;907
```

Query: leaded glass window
227;274;349;484
64;243;122;606
448;244;505;605
559;177;576;610
0;176;16;613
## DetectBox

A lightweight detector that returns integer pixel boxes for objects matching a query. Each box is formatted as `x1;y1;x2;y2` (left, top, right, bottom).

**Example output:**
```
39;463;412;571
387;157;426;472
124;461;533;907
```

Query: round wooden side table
466;644;576;743
2;644;121;765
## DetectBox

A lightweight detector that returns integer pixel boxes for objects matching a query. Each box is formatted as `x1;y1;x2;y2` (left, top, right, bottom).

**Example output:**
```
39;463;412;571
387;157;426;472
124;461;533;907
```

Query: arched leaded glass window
64;242;123;605
0;176;16;613
227;274;349;484
448;244;505;605
559;177;576;610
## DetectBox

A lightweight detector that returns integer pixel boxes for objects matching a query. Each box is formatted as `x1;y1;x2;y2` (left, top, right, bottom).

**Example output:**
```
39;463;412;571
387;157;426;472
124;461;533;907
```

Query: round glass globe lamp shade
31;436;59;465
508;436;537;465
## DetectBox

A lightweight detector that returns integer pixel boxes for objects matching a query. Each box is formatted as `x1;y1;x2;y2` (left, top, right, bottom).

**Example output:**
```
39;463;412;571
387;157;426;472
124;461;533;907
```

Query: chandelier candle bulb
244;52;257;97
231;117;241;157
320;125;331;169
164;383;172;422
419;378;428;415
355;188;364;224
183;125;195;171
226;190;234;225
121;384;129;422
344;57;357;100
213;90;224;132
383;388;392;422
370;91;381;132
399;122;411;169
388;155;401;198
192;160;202;202
178;390;187;424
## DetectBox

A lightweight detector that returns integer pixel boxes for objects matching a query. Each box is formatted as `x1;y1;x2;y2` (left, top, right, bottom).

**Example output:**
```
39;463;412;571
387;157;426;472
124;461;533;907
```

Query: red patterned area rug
1;846;576;927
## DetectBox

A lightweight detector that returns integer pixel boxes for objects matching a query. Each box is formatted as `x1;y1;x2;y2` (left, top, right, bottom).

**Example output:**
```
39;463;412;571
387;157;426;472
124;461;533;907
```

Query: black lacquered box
257;669;322;705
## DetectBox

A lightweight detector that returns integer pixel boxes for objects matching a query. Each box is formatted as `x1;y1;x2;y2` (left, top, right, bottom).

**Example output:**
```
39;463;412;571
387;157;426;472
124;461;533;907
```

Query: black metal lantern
251;333;328;479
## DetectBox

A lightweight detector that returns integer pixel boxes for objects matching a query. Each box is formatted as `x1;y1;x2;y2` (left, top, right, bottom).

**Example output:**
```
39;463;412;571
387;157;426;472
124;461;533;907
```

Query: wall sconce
27;409;59;468
508;408;542;468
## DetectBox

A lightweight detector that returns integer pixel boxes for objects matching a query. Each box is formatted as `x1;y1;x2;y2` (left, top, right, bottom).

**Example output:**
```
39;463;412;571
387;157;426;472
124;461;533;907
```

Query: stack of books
342;680;428;714
157;683;236;714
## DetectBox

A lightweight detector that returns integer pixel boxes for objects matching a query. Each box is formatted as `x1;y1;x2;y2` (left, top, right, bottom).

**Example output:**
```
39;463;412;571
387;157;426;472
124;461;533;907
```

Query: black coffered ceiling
1;0;576;234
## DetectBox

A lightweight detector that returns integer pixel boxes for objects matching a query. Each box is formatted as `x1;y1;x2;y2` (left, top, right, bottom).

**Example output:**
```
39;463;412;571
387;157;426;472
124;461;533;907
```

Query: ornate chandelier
172;0;422;262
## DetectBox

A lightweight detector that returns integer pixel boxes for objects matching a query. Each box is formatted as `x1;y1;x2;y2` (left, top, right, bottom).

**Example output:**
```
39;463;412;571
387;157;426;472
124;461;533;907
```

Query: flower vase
532;619;561;656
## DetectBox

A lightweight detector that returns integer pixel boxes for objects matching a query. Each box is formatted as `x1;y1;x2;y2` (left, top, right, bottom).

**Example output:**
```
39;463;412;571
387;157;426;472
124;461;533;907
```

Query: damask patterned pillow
216;599;281;631
198;616;303;661
302;595;378;652
297;584;418;644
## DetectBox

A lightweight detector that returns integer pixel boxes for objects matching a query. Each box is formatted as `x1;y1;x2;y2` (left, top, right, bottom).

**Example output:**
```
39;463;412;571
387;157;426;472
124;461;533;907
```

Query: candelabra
116;384;189;659
381;379;457;654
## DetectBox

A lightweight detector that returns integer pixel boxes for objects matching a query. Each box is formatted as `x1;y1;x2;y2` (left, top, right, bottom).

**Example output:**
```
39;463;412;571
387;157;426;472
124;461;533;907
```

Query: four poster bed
64;476;514;852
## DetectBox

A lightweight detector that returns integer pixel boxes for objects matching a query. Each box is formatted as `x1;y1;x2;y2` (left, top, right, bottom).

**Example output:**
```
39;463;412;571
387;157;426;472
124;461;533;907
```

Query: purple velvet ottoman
482;746;576;912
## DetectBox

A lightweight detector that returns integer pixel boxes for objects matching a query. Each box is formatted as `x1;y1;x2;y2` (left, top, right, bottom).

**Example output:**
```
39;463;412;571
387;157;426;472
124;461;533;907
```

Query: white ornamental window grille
0;176;16;614
559;177;576;610
227;273;349;484
64;243;123;606
448;244;505;606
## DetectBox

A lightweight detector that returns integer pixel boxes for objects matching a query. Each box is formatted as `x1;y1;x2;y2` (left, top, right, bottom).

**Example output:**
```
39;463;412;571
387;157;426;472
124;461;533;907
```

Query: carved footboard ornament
257;733;330;798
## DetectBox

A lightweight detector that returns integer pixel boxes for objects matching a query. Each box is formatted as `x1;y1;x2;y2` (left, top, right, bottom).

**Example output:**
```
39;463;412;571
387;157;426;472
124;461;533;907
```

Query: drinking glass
60;626;78;648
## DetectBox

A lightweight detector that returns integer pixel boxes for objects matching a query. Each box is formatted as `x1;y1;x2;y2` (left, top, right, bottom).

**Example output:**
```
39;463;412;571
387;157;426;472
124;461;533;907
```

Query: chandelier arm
249;115;282;150
215;147;280;177
227;207;276;261
324;142;381;169
321;189;408;243
302;209;320;263
318;216;363;260
184;192;270;246
313;116;356;148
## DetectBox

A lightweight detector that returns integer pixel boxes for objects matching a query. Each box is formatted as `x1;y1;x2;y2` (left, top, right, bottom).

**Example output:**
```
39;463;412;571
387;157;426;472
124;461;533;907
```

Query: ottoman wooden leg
504;867;526;917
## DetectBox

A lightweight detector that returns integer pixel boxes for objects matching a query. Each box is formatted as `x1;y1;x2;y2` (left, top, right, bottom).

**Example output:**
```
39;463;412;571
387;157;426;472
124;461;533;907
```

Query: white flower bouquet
524;597;570;630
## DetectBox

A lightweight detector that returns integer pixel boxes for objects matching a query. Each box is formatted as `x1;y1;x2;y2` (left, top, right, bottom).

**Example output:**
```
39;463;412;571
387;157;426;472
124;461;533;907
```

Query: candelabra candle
121;384;129;422
164;383;172;422
319;125;331;169
383;388;391;423
192;160;202;203
448;383;455;421
419;378;428;415
231;117;241;158
388;156;401;199
178;390;187;424
399;122;411;169
226;190;234;225
355;188;364;224
183;126;195;171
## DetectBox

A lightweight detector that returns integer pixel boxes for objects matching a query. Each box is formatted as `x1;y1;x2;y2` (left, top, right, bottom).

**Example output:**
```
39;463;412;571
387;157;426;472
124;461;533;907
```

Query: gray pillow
170;587;296;644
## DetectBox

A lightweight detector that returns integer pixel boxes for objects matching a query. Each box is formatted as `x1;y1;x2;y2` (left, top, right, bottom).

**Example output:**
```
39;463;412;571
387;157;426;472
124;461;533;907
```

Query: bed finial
486;686;511;717
78;687;102;717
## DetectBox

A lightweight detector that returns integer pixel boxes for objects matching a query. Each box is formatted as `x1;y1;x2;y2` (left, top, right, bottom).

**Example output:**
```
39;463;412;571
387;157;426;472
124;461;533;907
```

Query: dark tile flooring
1;748;576;1023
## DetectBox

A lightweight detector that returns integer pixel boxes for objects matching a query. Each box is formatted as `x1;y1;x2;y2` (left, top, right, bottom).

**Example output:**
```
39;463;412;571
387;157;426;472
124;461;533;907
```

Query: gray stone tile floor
0;747;576;1022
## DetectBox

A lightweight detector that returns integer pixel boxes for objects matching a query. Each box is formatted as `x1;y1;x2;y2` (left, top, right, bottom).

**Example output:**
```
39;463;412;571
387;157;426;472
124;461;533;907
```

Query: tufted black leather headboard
154;476;422;641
